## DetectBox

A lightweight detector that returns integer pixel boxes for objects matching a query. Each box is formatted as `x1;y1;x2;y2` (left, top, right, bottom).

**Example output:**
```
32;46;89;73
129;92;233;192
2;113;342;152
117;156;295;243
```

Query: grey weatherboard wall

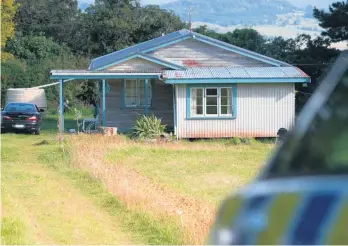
102;79;174;131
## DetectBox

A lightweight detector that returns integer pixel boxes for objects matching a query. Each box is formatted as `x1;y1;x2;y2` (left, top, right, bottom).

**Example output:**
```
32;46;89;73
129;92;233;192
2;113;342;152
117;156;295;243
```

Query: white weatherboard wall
175;83;295;138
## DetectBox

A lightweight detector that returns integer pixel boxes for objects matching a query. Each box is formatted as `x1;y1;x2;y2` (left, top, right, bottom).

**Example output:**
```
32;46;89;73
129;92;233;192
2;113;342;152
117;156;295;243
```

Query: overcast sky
79;0;338;9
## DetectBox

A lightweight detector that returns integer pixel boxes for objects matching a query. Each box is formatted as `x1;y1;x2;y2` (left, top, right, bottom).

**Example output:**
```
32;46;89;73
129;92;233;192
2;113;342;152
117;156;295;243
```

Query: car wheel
34;128;41;135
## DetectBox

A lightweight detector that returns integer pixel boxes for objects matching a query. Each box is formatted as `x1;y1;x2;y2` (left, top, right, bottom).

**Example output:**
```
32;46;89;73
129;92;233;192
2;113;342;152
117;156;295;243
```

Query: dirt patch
33;140;50;146
69;135;216;244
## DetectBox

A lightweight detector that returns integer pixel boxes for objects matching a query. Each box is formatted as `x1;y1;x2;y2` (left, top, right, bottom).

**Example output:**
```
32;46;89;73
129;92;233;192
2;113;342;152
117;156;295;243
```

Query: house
50;29;310;138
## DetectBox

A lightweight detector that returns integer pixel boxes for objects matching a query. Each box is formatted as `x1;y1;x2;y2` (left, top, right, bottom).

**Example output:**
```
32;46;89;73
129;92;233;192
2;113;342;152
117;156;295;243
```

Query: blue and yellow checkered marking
326;198;348;244
255;192;348;245
212;189;348;245
289;192;340;244
256;193;302;245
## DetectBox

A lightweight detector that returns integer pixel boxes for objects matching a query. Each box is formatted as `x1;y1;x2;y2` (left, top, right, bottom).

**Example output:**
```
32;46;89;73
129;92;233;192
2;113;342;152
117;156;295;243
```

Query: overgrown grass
69;135;274;243
41;109;93;133
106;139;273;203
2;115;275;244
46;104;93;117
1;217;27;245
39;147;185;245
1;131;184;244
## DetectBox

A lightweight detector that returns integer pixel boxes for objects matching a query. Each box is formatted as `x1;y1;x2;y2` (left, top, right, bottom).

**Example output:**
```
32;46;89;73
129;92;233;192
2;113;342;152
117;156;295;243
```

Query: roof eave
164;77;311;84
91;52;187;71
50;70;162;80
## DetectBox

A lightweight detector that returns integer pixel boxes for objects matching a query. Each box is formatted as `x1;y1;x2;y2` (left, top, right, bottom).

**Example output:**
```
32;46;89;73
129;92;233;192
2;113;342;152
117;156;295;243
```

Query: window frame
187;84;237;120
220;87;233;117
205;87;219;117
123;79;153;109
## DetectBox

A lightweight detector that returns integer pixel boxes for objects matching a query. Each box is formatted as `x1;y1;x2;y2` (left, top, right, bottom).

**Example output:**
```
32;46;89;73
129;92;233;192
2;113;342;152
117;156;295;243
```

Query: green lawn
106;140;274;203
1;115;274;244
1;124;183;244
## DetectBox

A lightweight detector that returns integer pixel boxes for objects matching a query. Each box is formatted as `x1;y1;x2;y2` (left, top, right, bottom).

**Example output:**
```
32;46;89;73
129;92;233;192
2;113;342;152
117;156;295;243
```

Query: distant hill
161;0;300;26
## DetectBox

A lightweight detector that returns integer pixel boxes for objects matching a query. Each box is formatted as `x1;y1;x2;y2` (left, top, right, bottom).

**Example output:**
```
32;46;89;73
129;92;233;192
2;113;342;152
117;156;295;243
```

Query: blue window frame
122;79;156;109
186;84;237;119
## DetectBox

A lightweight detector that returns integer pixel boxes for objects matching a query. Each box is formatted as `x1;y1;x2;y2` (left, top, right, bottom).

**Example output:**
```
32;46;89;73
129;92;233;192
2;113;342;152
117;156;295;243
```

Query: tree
132;5;186;44
194;27;266;53
3;35;89;105
220;29;266;53
1;0;18;61
14;0;80;45
75;0;186;57
74;0;138;56
314;1;348;42
5;35;72;62
193;25;223;39
0;59;27;105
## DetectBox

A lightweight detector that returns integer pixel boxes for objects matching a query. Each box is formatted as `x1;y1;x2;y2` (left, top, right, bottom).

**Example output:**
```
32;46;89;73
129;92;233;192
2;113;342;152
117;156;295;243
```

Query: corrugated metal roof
89;29;291;70
163;67;310;79
89;30;190;70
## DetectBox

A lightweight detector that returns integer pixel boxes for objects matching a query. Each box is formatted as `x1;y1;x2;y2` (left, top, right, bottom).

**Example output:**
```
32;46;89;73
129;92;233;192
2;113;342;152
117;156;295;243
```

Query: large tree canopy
5;35;72;62
74;1;186;56
132;5;187;44
1;0;18;61
14;0;80;45
314;1;348;42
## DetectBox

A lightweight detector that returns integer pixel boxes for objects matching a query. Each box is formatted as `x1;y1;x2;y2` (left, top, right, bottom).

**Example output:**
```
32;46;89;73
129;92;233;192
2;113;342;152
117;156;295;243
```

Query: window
124;79;152;107
189;86;235;118
220;88;232;116
5;103;37;112
191;88;203;116
206;88;218;116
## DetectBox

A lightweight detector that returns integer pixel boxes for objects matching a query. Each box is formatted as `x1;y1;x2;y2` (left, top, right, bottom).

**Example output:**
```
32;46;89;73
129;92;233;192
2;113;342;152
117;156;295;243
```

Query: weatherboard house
51;29;310;138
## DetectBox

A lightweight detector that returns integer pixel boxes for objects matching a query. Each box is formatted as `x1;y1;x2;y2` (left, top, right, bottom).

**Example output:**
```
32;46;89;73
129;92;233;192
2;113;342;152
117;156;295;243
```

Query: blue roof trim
142;35;191;53
94;53;186;71
89;30;191;70
166;78;310;84
194;36;281;67
50;74;160;80
192;33;291;67
89;29;292;70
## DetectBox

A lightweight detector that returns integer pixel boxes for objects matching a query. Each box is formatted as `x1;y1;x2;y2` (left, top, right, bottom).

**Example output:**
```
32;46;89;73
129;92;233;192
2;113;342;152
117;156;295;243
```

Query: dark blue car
1;103;44;135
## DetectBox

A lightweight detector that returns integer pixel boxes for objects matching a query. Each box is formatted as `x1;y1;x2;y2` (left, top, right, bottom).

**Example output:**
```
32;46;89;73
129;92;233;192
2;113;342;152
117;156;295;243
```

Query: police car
208;51;348;245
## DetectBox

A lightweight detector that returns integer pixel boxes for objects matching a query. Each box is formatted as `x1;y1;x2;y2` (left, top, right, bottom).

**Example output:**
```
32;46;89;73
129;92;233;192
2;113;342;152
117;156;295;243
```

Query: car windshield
5;103;37;112
263;69;348;178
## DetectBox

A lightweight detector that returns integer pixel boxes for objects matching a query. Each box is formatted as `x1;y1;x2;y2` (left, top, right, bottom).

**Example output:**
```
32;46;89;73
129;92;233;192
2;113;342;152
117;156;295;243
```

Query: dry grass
68;134;274;244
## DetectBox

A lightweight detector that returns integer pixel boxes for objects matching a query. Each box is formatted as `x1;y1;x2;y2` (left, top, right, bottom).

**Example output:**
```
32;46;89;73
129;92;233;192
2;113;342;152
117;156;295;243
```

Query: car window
5;103;37;112
263;69;348;178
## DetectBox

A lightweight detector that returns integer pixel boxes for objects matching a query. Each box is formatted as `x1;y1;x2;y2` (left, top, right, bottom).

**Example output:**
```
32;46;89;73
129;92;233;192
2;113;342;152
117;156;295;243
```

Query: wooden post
145;79;149;115
102;79;106;126
59;79;64;133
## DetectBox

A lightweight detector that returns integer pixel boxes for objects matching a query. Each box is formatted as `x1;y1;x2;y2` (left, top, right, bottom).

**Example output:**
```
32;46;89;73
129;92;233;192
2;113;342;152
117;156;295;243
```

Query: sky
79;0;338;9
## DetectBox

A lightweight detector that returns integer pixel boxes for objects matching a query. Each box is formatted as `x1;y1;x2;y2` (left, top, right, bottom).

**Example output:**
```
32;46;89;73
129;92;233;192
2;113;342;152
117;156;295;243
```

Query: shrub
133;115;166;139
228;138;242;145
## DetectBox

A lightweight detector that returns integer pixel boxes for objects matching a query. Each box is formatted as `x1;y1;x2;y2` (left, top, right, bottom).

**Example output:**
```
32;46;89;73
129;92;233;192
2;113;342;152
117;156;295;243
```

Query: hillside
161;0;299;26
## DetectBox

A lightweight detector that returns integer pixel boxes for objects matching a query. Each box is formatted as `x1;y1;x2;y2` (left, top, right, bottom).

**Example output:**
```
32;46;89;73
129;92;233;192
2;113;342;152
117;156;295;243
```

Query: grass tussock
67;134;274;244
1;217;27;245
